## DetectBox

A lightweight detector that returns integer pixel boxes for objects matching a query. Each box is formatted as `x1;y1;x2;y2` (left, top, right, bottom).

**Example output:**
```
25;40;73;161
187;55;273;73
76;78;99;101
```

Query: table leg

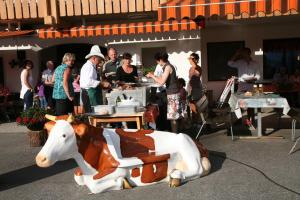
136;117;141;130
257;111;262;137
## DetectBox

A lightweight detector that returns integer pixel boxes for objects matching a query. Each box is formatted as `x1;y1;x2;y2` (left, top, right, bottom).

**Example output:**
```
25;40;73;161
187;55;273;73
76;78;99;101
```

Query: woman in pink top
72;74;82;114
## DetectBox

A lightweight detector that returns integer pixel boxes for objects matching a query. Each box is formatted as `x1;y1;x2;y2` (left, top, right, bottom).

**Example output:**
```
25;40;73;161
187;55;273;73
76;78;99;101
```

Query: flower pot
27;129;47;147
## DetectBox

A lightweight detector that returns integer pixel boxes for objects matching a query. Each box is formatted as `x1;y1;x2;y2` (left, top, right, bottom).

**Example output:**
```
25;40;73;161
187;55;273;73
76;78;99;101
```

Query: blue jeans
39;96;48;109
23;90;33;110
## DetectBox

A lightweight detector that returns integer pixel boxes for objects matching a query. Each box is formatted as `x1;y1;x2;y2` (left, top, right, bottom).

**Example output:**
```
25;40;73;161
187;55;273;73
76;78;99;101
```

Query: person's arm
147;65;171;86
63;68;74;101
24;70;33;91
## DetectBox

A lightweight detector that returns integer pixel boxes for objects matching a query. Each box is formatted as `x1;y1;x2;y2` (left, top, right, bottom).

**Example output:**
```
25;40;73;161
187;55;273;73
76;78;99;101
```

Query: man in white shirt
80;45;110;112
228;47;260;128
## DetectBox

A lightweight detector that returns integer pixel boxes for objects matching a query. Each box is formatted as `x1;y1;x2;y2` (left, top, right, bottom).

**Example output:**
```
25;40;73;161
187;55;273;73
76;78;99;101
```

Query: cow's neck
73;152;97;175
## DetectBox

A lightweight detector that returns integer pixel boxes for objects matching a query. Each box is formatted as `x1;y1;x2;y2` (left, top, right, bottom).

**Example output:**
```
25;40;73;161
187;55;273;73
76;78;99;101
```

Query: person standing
20;60;34;110
42;60;55;109
72;73;82;114
116;53;138;83
187;53;204;122
80;45;110;113
52;53;75;115
102;47;120;84
146;52;183;133
36;79;47;109
228;47;260;127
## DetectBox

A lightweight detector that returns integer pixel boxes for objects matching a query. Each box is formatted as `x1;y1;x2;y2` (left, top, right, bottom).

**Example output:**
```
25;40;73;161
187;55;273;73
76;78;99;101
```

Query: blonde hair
62;53;75;64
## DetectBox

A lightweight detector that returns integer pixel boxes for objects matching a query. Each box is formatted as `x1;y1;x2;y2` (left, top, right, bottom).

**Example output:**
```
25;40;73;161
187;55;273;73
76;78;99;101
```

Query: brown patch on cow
76;125;120;180
193;140;209;158
131;168;140;177
115;129;169;183
72;123;89;137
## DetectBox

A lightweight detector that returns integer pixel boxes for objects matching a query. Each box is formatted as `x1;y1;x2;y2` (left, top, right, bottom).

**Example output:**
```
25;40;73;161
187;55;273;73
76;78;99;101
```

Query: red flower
23;117;29;124
30;118;36;124
16;117;22;124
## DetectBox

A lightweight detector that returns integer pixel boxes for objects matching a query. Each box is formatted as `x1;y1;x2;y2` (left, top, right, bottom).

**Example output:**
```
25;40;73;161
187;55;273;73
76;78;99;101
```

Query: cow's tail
193;140;211;176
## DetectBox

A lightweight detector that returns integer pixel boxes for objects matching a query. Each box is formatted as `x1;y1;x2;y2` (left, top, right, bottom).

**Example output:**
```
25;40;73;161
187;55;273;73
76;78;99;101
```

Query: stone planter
27;129;47;147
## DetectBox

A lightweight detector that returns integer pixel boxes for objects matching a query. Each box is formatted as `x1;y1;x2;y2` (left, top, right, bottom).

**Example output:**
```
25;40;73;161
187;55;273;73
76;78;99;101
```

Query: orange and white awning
0;30;34;38
158;0;299;21
38;20;201;39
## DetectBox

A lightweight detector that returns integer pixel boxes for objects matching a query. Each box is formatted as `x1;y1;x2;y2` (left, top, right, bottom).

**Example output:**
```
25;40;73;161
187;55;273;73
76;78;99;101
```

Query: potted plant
16;106;53;147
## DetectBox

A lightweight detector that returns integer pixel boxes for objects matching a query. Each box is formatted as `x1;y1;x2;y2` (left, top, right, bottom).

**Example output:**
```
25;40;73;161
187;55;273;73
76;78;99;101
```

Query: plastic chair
195;77;235;140
287;108;300;154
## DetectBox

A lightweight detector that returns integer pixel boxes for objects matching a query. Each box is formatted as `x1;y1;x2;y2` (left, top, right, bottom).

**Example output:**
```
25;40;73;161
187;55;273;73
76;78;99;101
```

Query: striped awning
158;0;299;21
38;20;201;39
0;30;34;38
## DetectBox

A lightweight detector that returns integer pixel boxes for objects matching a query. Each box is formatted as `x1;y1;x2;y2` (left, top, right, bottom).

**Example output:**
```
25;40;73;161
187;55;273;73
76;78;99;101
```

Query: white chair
195;77;235;141
287;108;300;154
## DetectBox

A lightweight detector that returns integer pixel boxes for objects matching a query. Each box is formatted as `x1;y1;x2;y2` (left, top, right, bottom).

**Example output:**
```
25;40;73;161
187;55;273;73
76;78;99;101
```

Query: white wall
201;20;300;100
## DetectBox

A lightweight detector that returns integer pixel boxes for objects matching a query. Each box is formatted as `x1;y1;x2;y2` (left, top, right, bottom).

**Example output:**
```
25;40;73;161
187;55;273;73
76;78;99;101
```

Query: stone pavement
0;114;300;200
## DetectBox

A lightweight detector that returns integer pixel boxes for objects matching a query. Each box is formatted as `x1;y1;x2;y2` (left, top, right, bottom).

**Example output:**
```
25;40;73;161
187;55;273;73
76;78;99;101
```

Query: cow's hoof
123;178;132;189
169;178;181;188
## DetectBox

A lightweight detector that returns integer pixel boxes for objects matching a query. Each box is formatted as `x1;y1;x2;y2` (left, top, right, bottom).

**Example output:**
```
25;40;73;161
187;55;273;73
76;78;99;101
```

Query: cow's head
36;115;88;168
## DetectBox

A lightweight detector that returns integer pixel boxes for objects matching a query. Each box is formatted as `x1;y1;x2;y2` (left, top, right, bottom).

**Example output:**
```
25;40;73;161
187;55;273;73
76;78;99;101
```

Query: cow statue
36;115;211;194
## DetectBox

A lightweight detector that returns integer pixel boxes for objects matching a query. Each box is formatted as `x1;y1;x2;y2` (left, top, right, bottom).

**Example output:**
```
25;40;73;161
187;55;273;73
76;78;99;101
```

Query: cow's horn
67;114;74;123
45;114;56;121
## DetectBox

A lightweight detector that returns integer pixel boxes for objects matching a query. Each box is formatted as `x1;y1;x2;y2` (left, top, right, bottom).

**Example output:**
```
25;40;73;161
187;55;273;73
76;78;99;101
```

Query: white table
229;93;290;137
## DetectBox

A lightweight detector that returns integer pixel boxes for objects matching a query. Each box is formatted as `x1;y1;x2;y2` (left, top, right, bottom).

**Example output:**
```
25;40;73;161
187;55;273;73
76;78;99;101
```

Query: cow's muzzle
36;153;51;167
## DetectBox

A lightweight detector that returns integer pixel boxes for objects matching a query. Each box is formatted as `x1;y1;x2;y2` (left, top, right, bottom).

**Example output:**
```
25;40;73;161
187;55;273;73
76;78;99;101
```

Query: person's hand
68;96;74;101
146;72;154;78
102;81;111;89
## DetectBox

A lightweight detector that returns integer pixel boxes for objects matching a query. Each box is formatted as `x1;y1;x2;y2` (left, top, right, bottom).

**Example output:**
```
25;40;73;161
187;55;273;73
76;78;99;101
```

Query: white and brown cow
36;115;211;194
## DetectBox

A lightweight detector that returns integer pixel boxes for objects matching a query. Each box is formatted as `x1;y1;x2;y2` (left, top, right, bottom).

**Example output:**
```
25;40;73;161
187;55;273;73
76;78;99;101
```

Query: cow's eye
62;134;66;138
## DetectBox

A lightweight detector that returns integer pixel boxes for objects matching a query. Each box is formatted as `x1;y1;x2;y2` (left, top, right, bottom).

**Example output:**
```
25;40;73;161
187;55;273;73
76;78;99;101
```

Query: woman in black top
116;53;138;83
146;52;183;133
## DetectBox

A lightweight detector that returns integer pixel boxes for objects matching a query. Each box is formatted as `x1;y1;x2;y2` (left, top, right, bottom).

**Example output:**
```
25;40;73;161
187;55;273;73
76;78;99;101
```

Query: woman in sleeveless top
52;53;75;115
146;52;184;133
187;53;204;122
20;60;34;110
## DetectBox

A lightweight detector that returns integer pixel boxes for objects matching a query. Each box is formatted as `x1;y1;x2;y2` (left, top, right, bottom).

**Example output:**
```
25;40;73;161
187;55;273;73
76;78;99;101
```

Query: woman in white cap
80;45;110;113
52;53;76;115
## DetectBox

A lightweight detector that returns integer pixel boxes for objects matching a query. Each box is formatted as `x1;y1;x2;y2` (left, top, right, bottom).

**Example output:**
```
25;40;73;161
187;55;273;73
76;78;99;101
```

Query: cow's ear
72;124;88;137
44;121;56;134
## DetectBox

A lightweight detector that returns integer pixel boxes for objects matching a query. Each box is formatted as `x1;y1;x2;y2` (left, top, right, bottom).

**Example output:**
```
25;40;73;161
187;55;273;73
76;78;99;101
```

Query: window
263;38;300;79
207;41;244;81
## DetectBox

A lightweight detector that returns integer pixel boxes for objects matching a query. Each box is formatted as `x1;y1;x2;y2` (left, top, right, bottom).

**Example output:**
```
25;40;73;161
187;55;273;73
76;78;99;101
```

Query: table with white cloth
229;93;290;137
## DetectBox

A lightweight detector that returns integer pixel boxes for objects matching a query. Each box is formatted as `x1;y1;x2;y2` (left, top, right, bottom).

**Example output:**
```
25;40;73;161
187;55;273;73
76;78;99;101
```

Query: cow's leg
85;168;128;194
74;168;85;186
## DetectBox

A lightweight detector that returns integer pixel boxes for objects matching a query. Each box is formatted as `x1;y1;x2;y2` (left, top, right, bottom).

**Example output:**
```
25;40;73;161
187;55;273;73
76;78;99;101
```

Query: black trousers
44;85;54;108
81;89;92;113
55;99;73;116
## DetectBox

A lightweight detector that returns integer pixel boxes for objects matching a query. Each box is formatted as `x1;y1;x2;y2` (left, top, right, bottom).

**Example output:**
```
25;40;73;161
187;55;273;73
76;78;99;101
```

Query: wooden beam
22;0;30;19
89;0;97;15
6;0;15;19
59;0;66;16
74;0;82;16
105;0;112;14
152;0;158;10
37;0;44;18
66;0;74;16
112;0;120;14
136;0;143;12
144;0;151;11
82;0;90;15
120;0;128;13
97;0;105;14
50;0;60;23
30;0;38;18
0;0;8;20
128;0;135;12
15;0;22;19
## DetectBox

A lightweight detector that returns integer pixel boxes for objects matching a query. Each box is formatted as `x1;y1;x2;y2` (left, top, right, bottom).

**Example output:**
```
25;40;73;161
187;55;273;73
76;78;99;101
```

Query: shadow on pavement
0;159;76;192
208;150;227;174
